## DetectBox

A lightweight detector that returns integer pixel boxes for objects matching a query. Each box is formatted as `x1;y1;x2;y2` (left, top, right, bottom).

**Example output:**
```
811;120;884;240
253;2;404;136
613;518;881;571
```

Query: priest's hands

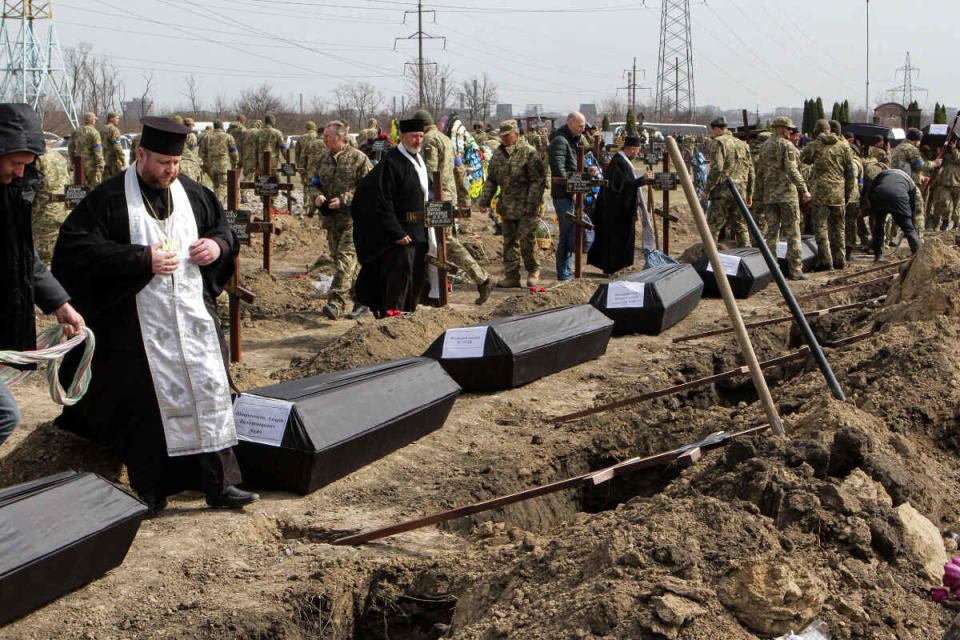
189;238;221;266
150;243;179;275
53;303;85;338
395;235;412;245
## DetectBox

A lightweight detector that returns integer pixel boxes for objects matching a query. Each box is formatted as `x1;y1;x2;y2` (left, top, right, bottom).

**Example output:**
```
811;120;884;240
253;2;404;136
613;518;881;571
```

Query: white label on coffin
606;281;646;308
706;253;742;276
442;326;488;359
929;124;949;135
233;394;293;447
777;242;787;259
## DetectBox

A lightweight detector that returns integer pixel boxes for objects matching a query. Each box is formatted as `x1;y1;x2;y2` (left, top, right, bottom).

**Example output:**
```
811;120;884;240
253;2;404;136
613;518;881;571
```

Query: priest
351;117;431;317
52;116;259;514
587;136;655;275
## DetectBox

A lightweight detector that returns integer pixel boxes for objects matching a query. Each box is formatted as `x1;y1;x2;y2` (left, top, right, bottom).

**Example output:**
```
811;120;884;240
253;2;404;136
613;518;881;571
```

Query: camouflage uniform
128;134;140;165
295;125;318;171
890;141;934;233
227;120;246;168
751;130;772;235
241;121;262;201
67;122;104;189
99;117;126;179
358;119;378;145
199;124;239;206
422;123;488;286
311;145;370;313
32;150;70;264
800;126;856;269
256;122;287;174
758;128;808;277
930;146;960;230
705;130;754;246
180;130;203;182
478;135;545;285
300;134;326;217
844;153;867;252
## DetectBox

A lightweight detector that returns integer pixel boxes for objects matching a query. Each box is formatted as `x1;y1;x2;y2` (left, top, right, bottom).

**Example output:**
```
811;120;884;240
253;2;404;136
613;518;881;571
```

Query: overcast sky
50;0;956;117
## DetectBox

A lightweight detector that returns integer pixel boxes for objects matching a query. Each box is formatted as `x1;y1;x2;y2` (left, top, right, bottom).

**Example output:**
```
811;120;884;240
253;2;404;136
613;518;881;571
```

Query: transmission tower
655;0;695;121
0;1;78;128
886;51;926;106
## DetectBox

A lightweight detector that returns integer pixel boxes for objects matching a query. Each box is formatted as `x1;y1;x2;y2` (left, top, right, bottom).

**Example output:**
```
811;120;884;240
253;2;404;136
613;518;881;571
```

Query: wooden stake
666;136;785;437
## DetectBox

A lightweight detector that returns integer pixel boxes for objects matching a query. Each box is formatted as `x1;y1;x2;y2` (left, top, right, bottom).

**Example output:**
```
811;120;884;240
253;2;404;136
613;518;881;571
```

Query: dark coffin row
588;264;704;335
0;471;147;626
693;247;773;298
235;357;460;494
423;305;614;391
776;234;819;272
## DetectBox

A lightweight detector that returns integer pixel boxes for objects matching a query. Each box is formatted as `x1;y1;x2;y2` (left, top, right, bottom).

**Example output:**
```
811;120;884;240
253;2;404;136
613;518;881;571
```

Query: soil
4;187;960;640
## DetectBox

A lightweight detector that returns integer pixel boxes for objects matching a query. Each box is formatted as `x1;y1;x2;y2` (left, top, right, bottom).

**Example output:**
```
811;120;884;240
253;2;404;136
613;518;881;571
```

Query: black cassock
351;147;428;316
587;152;642;275
51;171;241;499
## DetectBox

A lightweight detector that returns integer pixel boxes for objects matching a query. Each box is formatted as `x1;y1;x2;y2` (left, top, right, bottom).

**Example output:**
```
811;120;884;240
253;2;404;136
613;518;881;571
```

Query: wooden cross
50;155;88;209
654;153;680;255
550;144;607;279
223;169;256;363
239;150;291;273
406;169;469;306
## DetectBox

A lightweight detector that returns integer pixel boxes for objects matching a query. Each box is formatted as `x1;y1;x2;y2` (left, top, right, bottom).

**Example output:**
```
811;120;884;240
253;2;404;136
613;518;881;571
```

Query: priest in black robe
351;118;430;317
52;117;259;514
587;136;655;275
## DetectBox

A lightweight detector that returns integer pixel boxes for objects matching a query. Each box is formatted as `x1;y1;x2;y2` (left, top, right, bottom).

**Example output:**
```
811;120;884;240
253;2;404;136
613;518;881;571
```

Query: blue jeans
554;197;575;280
0;382;21;446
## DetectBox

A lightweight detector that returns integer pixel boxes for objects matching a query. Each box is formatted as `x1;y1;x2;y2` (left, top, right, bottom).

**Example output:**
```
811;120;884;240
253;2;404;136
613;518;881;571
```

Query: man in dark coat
52;116;258;514
351;117;430;317
0;103;84;446
587;135;654;275
862;167;923;260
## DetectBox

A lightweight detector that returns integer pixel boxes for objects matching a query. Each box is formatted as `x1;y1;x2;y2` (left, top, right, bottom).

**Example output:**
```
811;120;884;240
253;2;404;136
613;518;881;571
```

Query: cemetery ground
6;190;960;639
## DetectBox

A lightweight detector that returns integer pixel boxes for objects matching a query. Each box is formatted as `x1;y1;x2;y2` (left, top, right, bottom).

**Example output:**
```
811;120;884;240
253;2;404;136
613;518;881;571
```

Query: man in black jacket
548;111;587;280
862;167;923;260
0;103;84;445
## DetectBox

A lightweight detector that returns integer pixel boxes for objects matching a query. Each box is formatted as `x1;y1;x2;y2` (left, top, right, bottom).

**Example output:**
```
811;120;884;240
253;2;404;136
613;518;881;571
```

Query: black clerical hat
140;116;191;156
622;135;642;147
399;118;426;133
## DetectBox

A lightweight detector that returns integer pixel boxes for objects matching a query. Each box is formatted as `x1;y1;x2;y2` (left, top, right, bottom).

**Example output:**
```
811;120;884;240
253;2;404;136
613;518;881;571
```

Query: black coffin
234;357;461;494
693;247;772;298
775;235;818;273
423;305;614;391
0;471;147;626
589;264;704;335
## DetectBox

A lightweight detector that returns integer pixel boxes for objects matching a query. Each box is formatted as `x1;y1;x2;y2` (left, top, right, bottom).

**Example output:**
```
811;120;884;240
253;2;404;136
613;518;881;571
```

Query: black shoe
345;303;370;319
206;485;260;509
138;493;168;517
321;303;340;320
788;273;809;281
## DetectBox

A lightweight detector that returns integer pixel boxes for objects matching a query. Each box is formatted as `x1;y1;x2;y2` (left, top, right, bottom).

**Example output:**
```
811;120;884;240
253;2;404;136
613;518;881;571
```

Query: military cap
772;115;795;130
367;118;378;127
829;120;842;134
868;146;886;161
622;135;642;147
869;134;885;147
140;116;190;156
906;127;922;141
83;111;96;122
252;120;262;127
412;109;434;126
0;103;45;156
172;115;184;124
398;118;426;133
498;119;518;135
264;113;276;126
710;116;728;128
813;119;830;135
305;121;317;131
106;111;119;119
213;120;223;129
183;117;195;127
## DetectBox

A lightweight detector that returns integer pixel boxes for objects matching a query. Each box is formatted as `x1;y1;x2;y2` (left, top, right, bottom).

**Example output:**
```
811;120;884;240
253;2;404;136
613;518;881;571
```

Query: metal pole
866;0;870;116
417;0;424;108
724;177;846;402
666;137;785;437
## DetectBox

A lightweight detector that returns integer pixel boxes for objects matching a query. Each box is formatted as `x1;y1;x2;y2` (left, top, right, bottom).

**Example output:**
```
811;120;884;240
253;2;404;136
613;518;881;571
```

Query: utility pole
619;58;649;118
865;0;870;116
395;0;444;110
655;0;695;121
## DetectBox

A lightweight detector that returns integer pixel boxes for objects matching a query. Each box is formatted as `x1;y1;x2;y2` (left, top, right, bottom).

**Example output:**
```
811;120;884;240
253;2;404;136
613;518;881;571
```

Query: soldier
890;127;940;235
199;120;239;206
751;129;772;235
309;121;371;320
32;147;70;264
800;119;856;270
178;116;203;182
128;133;140;165
358;118;379;145
472;123;487;147
758;117;811;280
843;131;867;260
226;114;246;167
344;123;359;149
478;120;546;288
256;113;287;175
929;139;960;231
241;119;261;202
415;109;493;302
295;121;318;171
67;111;104;188
861;145;889;249
702;116;754;246
99;111;126;179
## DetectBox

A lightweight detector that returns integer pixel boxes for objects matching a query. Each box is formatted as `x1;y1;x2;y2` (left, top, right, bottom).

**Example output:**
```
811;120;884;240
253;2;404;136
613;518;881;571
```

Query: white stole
398;143;440;298
124;163;237;457
618;151;656;251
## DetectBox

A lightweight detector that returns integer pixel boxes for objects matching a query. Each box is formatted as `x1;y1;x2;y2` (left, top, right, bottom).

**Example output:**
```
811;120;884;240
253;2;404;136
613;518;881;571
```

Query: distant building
524;104;543;117
495;103;513;120
121;98;152;121
874;102;906;129
579;103;597;122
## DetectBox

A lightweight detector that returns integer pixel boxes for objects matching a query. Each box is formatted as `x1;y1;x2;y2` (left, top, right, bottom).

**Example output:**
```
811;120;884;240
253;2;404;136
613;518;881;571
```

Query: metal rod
667;137;785;436
550;348;810;425
780;273;898;305
725;178;846;402
825;257;910;285
332;425;770;546
672;296;886;343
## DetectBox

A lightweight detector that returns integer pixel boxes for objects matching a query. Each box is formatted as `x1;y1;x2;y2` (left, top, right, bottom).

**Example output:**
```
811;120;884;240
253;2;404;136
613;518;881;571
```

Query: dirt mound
879;237;960;324
242;269;325;319
489;279;598;318
0;421;126;488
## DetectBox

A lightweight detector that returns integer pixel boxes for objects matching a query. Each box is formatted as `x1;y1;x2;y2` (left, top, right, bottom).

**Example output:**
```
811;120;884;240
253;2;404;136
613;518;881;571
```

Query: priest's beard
137;151;180;189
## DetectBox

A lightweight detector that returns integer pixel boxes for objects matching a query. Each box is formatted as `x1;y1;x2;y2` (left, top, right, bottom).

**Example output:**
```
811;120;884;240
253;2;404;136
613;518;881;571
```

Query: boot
526;270;540;286
206;485;260;509
475;277;493;304
496;277;522;289
321;303;340;320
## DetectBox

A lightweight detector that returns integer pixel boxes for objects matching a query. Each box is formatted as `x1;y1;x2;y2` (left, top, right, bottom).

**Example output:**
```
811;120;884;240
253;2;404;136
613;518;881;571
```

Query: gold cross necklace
141;186;178;253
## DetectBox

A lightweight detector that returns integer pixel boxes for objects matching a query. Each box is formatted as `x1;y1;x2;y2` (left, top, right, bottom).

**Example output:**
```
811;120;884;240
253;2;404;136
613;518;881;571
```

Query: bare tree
212;92;229;120
181;75;202;116
64;43;92;114
459;73;497;124
332;85;355;127
343;82;383;129
235;83;287;119
599;96;628;122
137;72;155;119
404;60;455;121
